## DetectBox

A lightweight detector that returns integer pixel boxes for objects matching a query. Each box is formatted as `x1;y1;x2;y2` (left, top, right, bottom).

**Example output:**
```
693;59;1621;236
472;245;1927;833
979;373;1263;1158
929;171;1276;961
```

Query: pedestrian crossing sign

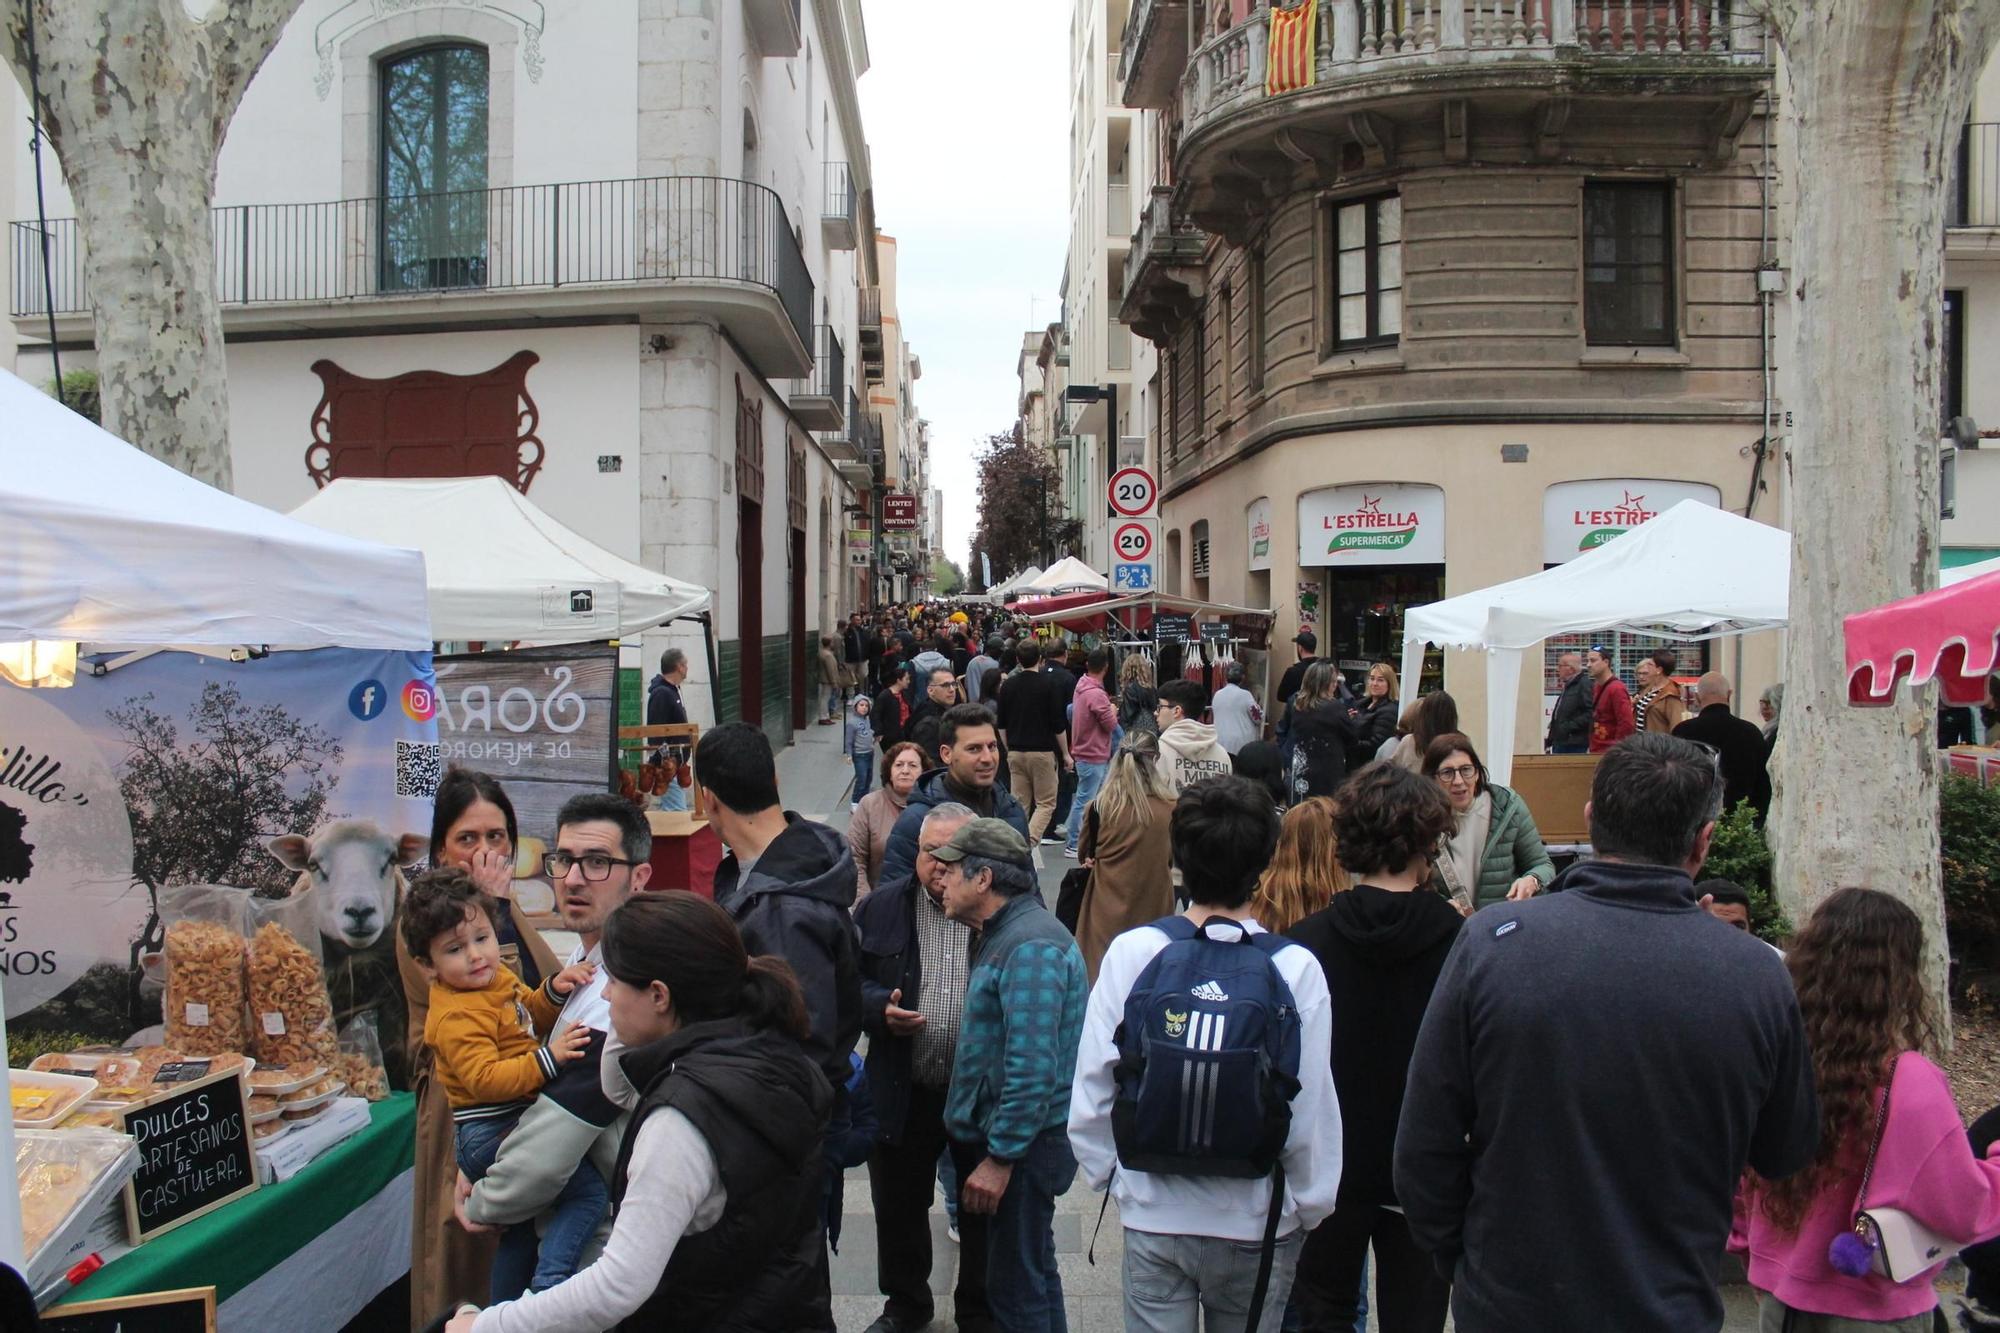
1114;563;1154;591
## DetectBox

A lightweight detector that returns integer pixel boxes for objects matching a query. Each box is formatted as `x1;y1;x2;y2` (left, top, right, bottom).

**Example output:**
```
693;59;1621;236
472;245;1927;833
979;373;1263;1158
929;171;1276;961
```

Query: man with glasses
455;793;652;1298
1395;735;1818;1333
855;803;993;1333
907;666;961;773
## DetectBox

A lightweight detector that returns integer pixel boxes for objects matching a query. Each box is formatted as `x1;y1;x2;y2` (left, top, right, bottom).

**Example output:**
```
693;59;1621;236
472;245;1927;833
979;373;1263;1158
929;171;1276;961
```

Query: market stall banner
432;643;618;917
1;648;438;1060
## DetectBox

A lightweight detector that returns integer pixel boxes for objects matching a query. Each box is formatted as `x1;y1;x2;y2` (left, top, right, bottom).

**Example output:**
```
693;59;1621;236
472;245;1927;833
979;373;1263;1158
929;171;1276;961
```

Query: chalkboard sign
120;1068;258;1242
1153;613;1191;644
44;1286;216;1333
1198;621;1229;641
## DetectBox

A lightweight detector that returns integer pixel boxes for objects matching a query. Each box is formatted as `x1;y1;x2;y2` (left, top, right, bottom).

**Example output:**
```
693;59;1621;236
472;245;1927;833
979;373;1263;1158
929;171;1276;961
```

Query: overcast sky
856;0;1070;573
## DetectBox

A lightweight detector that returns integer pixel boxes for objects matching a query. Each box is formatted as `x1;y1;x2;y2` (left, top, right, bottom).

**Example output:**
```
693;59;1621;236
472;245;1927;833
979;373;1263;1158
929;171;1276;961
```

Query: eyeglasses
542;851;639;881
1434;765;1479;783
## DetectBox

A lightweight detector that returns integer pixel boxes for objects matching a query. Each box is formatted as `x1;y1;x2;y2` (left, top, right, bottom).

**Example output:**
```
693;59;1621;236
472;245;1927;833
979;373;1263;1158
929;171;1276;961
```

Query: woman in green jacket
1421;732;1556;911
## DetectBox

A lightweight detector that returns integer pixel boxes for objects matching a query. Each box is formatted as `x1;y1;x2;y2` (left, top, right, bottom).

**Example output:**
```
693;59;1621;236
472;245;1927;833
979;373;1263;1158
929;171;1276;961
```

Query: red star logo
1358;495;1384;515
1622;490;1646;508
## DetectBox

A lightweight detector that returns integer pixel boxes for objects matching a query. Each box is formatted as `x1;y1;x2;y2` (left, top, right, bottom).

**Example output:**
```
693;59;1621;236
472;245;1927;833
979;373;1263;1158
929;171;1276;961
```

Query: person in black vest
444;892;833;1333
1670;671;1772;824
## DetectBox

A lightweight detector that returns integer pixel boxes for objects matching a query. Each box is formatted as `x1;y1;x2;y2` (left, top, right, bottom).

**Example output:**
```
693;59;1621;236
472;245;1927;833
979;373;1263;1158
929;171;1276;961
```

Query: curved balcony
1175;0;1770;241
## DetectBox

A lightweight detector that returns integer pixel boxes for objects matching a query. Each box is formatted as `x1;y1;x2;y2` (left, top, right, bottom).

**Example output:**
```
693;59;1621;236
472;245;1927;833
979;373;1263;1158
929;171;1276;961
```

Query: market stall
291;477;723;900
1018;556;1110;596
1400;501;1791;785
984;565;1043;602
1019;591;1278;716
0;367;432;1322
1845;567;2000;706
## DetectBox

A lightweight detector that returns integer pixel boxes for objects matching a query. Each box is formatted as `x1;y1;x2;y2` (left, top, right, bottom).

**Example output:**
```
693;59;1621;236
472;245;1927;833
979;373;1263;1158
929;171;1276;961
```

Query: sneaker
1063;846;1079;859
1041;833;1061;845
947;1222;961;1244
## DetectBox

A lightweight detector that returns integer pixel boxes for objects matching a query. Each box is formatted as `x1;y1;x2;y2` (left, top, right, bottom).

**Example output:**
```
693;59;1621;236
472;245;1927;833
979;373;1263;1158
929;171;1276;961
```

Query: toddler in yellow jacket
402;867;603;1295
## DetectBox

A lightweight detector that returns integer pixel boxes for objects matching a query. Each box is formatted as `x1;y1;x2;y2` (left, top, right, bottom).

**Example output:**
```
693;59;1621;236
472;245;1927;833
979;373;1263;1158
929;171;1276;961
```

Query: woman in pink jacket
1736;887;2000;1331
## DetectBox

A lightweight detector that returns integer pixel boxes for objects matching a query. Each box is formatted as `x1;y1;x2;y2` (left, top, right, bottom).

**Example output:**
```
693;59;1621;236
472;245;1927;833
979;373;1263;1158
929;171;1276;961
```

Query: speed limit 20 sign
1108;467;1158;518
1114;523;1153;563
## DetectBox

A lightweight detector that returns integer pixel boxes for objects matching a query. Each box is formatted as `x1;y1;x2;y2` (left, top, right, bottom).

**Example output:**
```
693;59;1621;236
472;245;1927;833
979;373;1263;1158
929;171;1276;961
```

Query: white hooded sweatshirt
1158;719;1232;794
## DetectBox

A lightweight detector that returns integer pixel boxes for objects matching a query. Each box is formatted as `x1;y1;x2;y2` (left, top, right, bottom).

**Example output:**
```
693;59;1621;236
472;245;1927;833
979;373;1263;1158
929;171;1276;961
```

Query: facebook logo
349;679;388;721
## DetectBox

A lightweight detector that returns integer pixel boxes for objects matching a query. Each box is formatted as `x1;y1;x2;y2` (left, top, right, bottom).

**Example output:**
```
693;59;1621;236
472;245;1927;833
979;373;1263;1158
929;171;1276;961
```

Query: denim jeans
1065;761;1109;853
1123;1227;1304;1333
852;753;874;802
964;1126;1075;1333
455;1109;608;1297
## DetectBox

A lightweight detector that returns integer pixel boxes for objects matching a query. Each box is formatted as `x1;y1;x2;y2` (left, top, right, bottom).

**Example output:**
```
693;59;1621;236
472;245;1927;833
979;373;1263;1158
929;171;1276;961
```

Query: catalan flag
1266;0;1318;94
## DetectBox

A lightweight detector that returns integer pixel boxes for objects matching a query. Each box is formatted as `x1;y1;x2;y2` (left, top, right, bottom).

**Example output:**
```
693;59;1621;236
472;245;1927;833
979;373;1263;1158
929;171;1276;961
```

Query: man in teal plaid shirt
936;818;1089;1332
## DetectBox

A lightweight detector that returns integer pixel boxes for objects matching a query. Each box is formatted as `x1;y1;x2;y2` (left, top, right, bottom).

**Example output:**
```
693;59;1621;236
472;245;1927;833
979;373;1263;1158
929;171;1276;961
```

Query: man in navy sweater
1394;733;1819;1333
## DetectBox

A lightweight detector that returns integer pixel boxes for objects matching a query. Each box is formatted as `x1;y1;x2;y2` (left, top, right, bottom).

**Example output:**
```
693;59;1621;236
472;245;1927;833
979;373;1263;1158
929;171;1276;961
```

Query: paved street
775;722;1769;1333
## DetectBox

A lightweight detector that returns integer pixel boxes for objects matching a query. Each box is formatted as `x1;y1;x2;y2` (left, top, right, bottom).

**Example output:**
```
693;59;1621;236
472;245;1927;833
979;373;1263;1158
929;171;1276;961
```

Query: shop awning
1845;570;2000;706
0;369;431;651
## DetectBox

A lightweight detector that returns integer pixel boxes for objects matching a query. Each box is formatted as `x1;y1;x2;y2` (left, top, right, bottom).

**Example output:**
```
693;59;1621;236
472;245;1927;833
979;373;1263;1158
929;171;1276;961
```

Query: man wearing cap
1274;629;1321;709
934;819;1089;1333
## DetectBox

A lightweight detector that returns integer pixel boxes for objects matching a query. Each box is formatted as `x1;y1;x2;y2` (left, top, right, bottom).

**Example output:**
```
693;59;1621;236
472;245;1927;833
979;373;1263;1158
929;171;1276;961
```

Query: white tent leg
1485;649;1523;787
1399;636;1427;712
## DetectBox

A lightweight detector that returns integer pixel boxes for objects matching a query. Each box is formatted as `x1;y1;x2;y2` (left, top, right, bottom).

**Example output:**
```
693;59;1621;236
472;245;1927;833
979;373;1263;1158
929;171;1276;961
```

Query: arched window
379;44;489;290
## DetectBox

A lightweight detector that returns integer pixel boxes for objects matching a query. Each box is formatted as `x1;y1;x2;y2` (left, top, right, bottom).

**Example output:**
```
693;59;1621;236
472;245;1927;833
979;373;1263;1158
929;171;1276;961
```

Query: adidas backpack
1110;915;1303;1178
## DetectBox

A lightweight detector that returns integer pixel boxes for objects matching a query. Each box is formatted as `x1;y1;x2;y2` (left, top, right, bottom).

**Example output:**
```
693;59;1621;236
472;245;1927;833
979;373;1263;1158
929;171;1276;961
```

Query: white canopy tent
0;368;433;1276
985;564;1043;600
1021;555;1109;595
1945;554;2000;587
289;476;710;641
0;369;430;651
1399;502;1791;785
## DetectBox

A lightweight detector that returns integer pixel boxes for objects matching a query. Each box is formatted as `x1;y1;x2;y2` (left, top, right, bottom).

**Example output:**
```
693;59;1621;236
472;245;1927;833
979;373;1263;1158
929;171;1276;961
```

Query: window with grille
1332;193;1402;350
1191;520;1211;579
1584;181;1676;346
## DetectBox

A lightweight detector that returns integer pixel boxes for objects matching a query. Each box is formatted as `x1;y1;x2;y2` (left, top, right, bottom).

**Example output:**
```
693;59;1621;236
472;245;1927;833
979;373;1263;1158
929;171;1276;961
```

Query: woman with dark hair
1284;661;1358;802
1382;691;1460;772
405;768;562;1326
1734;888;2000;1331
1286;764;1462;1332
850;741;926;901
1420;732;1554;912
1232;739;1289;811
448;892;832;1333
874;663;915;752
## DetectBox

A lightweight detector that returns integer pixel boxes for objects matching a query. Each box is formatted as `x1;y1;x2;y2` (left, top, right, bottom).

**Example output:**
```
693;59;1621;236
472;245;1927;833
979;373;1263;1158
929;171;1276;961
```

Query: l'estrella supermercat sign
1541;480;1720;564
1298;484;1445;566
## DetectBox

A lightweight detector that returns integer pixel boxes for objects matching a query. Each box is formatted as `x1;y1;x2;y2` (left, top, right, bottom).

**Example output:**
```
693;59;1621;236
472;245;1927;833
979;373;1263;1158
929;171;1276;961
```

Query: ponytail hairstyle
600;893;809;1039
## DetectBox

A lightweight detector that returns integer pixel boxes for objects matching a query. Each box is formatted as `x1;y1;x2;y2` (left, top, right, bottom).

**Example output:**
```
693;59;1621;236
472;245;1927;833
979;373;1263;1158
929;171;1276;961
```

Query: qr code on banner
396;740;444;799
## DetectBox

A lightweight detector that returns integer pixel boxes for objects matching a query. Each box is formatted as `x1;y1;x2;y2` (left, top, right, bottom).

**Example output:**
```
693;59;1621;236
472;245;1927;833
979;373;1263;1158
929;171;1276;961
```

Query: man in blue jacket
935;819;1088;1333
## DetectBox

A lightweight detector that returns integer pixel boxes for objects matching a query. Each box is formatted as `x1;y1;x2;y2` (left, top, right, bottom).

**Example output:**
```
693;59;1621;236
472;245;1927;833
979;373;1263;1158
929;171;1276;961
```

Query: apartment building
1941;61;2000;566
7;0;895;752
1061;0;1159;571
862;234;932;602
1115;0;1789;739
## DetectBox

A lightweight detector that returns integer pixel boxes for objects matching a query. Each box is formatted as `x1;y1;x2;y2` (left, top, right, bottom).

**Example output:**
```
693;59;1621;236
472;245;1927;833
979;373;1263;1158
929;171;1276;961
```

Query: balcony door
380;45;490;292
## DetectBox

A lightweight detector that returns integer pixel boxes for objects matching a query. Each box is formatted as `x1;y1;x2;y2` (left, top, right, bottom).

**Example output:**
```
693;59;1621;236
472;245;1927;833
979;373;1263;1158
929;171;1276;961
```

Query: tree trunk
3;0;303;489
1758;0;2000;1046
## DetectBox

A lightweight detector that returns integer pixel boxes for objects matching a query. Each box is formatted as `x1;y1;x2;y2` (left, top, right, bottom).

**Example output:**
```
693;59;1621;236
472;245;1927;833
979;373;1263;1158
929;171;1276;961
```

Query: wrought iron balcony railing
11;174;812;349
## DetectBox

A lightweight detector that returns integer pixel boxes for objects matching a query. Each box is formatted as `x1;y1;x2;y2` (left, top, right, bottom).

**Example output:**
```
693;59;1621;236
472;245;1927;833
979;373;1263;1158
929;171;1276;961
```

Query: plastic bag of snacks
245;891;341;1070
335;1011;390;1102
159;884;252;1056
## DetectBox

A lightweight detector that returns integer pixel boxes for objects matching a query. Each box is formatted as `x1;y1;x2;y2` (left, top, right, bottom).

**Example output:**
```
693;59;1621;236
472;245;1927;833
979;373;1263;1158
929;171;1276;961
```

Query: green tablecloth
78;1094;414;1305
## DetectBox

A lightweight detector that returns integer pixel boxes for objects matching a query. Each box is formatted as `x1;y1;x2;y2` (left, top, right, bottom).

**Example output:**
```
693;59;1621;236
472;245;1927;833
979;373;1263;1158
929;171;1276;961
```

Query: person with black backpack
1067;776;1342;1333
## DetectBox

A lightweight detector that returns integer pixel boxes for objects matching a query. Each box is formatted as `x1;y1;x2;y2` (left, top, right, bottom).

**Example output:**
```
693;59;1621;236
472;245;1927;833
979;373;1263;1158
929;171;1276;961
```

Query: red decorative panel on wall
306;350;546;491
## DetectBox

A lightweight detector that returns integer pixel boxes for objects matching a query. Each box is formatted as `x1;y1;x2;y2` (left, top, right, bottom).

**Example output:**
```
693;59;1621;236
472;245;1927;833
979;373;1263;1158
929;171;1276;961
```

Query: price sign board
1113;523;1154;563
120;1065;258;1242
1153;612;1192;644
1108;467;1158;518
46;1288;218;1333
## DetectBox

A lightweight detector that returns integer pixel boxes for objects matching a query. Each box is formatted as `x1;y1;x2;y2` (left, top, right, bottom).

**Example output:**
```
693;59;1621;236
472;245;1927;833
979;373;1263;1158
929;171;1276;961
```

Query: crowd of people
405;601;2000;1333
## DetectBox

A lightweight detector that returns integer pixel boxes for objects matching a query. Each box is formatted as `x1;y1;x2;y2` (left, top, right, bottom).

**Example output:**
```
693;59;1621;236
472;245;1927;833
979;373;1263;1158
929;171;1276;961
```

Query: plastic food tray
277;1080;346;1116
246;1063;323;1096
11;1071;100;1128
18;1128;140;1293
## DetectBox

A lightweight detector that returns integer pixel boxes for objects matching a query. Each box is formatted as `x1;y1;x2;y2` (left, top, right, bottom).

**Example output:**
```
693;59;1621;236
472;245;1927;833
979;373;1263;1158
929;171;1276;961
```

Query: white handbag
1841;1082;1960;1282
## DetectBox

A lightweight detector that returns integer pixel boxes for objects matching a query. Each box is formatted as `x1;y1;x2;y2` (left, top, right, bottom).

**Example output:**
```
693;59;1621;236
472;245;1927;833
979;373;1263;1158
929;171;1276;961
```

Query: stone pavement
777;720;1766;1332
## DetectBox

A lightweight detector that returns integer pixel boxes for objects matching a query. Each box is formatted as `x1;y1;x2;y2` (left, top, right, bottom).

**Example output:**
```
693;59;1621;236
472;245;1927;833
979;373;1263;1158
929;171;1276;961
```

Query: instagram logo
402;680;437;723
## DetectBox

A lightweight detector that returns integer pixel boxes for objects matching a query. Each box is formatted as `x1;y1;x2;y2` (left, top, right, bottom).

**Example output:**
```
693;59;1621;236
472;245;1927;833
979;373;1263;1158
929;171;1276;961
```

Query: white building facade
8;0;900;751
